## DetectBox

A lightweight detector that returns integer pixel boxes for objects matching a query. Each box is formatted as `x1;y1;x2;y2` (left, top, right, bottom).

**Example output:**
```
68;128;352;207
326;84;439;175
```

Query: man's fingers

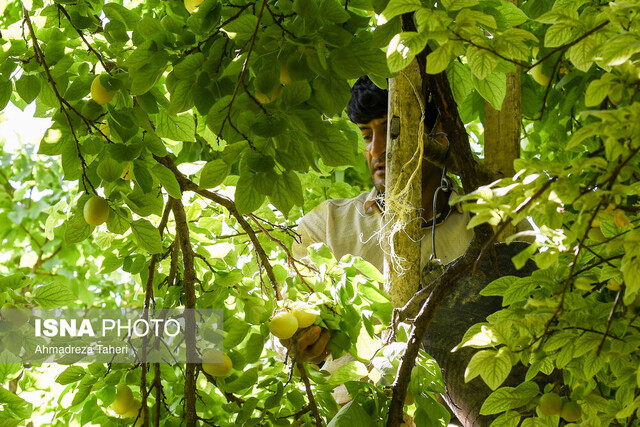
296;326;322;350
309;348;332;365
308;330;331;358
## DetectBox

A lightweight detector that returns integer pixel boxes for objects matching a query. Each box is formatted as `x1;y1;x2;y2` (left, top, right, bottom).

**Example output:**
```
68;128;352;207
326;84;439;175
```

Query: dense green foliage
0;0;639;425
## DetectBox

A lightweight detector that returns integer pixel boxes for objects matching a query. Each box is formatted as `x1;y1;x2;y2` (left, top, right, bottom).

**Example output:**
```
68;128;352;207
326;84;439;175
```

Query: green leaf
282;81;312;106
71;377;93;406
264;382;284;409
315;128;355;167
130;61;166;95
585;75;615;107
473;72;506;110
328;361;369;385
156;111;195;141
448;61;473;104
235;397;258;425
222;14;258;40
64;213;94;244
0;274;30;292
321;0;351;23
378;0;421;24
132;160;154;194
97;157;124;182
131;219;163;254
235;173;265;214
467;46;499;80
601;33;640;66
519;417;549;427
56;366;86;385
0;385;33;420
313;75;351;117
327;401;375;427
15;74;41;104
481;382;538;415
480;276;520;297
465;348;512;390
502;277;538;306
199;159;231;189
244;333;264;363
544;23;576;48
103;3;140;29
0;351;21;383
496;2;529;26
223;317;250;348
151;164;182;199
225;367;258;393
34;282;77;308
107;206;131;235
442;0;479;11
0;79;13;111
426;42;454;75
293;0;320;21
567;36;597;72
173;53;205;79
353;258;385;282
489;410;521;427
387;32;428;73
168;79;195;114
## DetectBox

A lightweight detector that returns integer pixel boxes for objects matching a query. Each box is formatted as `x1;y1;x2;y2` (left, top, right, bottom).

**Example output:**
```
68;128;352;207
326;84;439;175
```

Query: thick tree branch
386;15;497;426
296;361;323;427
139;200;174;426
423;134;497;184
386;227;492;426
172;198;198;427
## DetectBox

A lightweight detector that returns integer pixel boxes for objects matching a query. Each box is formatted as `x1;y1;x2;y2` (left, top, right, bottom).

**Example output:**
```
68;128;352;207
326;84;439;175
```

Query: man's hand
280;325;331;364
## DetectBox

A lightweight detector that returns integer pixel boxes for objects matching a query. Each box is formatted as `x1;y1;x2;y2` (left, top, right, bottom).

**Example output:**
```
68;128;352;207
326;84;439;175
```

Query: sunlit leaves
34;282;77;308
131;219;163;254
378;0;421;25
472;72;506;110
199;159;231;189
426;42;456;75
465;348;512;390
387;32;428;73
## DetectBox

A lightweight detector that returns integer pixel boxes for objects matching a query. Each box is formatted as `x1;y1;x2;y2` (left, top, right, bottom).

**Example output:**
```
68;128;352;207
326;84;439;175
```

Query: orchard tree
0;0;639;426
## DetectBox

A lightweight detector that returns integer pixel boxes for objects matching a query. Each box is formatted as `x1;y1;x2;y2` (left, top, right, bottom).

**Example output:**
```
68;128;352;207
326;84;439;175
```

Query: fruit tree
0;0;639;426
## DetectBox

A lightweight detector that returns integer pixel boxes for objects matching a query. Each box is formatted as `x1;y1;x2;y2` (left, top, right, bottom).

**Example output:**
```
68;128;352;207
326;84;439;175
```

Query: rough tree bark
484;70;521;179
484;0;522;240
385;59;424;308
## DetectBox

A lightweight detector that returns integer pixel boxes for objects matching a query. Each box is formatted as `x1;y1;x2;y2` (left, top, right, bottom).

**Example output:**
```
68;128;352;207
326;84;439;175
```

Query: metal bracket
390;116;400;139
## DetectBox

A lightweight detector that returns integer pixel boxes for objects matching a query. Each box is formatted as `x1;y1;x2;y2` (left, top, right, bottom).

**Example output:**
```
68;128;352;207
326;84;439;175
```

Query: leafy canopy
0;0;640;425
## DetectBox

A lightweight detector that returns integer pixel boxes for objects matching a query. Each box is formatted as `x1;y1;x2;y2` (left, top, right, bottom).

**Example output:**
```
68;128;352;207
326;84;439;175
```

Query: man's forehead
357;117;387;129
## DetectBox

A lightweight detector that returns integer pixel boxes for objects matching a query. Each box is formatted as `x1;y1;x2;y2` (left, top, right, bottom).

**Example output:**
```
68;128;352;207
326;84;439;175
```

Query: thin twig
218;0;268;139
56;4;111;72
154;155;283;300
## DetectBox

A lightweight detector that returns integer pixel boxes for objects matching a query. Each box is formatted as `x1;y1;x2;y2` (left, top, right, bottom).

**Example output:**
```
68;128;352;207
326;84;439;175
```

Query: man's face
358;117;387;193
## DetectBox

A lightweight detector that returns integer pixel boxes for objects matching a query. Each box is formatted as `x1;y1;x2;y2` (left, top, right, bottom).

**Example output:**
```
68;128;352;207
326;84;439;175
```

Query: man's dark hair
347;76;388;125
347;75;439;130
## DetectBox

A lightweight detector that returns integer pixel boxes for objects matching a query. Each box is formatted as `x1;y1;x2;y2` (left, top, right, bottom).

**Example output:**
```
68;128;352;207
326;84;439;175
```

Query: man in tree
293;76;473;278
286;78;474;417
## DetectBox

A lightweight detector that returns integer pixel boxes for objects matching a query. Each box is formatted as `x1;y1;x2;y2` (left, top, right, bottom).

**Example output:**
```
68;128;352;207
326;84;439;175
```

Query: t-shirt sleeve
292;205;327;260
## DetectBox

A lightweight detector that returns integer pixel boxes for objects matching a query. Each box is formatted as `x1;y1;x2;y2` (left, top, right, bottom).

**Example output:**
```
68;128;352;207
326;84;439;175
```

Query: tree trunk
484;0;522;241
422;243;542;426
385;59;424;308
483;69;521;179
